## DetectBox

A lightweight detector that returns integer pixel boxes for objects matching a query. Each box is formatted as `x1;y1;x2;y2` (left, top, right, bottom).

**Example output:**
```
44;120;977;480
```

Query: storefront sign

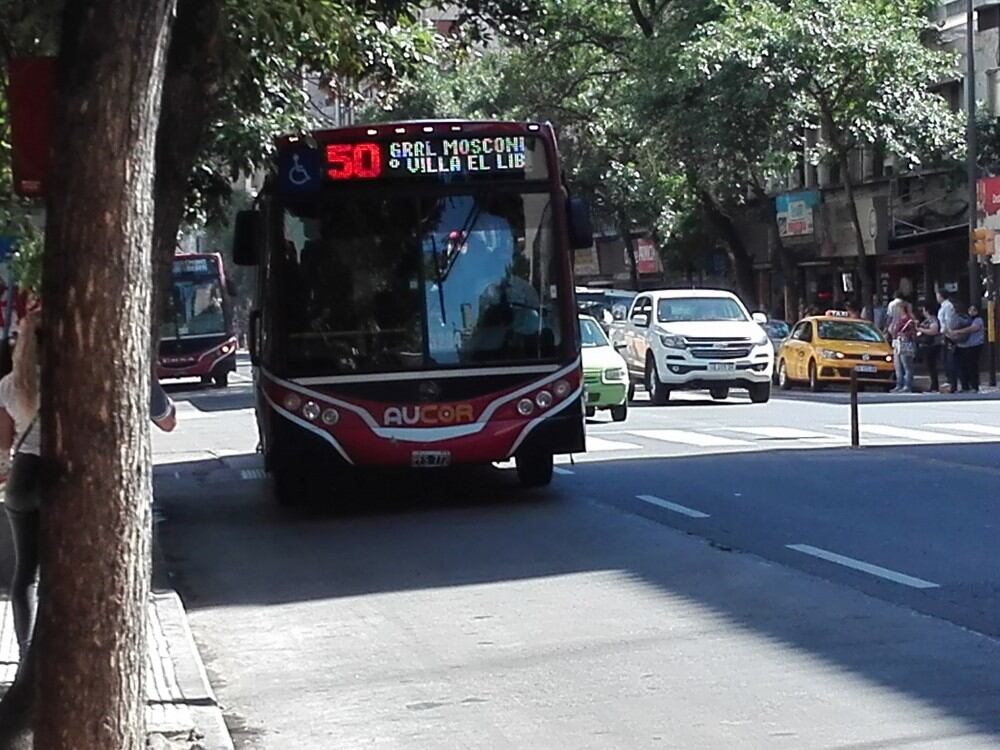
775;191;819;237
636;238;660;274
976;177;1000;263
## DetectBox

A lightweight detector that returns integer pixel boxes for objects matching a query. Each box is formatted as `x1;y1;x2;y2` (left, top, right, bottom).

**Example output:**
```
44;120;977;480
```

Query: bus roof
277;120;551;148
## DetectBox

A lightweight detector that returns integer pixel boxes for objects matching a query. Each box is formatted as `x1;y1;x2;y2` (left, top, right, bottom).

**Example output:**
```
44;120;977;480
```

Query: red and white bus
233;120;593;503
158;253;238;387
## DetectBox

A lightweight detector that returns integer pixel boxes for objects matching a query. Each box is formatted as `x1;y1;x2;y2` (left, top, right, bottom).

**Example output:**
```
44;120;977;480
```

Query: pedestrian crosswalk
577;420;1000;460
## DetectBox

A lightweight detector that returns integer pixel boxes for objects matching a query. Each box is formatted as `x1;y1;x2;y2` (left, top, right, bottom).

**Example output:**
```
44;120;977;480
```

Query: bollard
850;368;860;448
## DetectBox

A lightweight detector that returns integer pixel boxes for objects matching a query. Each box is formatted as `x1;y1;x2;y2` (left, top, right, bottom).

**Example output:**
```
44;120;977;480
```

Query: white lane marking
786;544;940;589
927;422;1000;437
723;426;839;440
586;436;643;452
553;467;575;475
630;429;753;448
827;424;962;442
240;468;266;481
636;494;710;518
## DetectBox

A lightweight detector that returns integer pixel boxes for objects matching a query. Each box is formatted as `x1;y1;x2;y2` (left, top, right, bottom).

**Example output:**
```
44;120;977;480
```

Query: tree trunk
698;189;756;306
151;0;227;348
33;1;176;747
755;186;800;321
839;150;874;307
618;210;641;291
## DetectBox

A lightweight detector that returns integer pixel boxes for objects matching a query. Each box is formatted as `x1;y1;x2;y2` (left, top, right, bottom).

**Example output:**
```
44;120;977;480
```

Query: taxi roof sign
824;309;851;317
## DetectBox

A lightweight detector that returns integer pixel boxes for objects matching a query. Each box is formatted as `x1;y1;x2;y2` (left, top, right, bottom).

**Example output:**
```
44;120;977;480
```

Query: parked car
761;319;791;348
776;311;894;392
579;314;629;421
616;289;774;404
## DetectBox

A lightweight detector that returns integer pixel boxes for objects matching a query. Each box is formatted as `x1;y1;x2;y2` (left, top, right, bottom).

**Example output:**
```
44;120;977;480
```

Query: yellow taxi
776;311;895;391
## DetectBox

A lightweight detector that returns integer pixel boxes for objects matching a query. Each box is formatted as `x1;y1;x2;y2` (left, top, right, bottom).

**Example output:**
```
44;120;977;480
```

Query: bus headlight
321;408;340;426
302;401;321;421
517;398;535;416
553;380;571;398
535;391;553;408
283;394;302;412
220;342;235;354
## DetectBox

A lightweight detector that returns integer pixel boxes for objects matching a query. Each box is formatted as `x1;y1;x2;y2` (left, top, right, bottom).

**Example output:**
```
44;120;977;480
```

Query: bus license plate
708;362;736;372
411;451;451;468
854;365;878;374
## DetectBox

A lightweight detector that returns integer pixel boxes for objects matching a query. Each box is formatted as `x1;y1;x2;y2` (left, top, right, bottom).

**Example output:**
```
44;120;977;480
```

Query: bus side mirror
233;210;261;266
567;197;593;250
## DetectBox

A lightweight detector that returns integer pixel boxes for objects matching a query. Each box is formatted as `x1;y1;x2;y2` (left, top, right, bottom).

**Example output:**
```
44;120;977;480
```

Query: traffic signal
972;227;996;256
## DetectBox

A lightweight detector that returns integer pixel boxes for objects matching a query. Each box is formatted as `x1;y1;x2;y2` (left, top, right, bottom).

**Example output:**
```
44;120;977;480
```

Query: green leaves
695;0;963;165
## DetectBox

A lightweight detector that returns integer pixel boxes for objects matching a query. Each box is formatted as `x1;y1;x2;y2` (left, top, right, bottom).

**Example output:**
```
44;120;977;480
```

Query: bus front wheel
515;450;553;487
212;367;230;388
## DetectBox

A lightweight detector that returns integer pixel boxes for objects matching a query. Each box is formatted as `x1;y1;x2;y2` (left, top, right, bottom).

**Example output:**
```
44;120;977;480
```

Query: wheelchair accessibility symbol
279;148;321;193
288;154;311;186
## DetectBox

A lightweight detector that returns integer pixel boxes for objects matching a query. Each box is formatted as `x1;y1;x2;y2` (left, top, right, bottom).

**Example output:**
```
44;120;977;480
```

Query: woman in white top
0;309;178;661
0;310;42;658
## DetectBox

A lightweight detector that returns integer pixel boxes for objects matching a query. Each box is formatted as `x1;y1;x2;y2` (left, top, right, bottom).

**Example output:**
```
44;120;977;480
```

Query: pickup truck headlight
603;367;626;382
751;331;769;346
819;349;845;360
659;334;685;349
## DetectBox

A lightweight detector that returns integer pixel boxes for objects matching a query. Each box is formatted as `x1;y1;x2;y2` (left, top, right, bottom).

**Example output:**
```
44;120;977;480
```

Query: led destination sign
321;135;545;182
387;136;527;176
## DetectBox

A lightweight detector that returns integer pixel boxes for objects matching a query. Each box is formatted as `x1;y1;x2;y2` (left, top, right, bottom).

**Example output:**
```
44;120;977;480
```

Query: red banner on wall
8;57;56;198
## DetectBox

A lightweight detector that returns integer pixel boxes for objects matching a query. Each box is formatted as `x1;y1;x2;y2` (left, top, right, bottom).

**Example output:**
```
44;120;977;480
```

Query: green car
580;315;629;422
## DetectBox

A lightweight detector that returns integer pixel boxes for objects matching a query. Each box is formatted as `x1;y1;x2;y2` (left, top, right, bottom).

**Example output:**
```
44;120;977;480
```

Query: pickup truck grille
684;336;753;360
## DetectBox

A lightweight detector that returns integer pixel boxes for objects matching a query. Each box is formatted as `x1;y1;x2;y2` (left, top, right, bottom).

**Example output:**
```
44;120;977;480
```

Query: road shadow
154;447;1000;743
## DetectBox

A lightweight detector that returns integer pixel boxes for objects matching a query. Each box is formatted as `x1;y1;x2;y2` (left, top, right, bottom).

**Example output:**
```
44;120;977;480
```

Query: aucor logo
384;404;475;426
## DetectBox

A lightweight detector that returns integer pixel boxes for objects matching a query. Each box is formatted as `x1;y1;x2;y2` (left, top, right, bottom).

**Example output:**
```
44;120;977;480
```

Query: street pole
967;0;982;309
850;368;860;448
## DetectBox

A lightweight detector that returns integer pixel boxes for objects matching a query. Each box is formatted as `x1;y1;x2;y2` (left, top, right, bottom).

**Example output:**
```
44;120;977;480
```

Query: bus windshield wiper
440;200;483;284
429;234;448;325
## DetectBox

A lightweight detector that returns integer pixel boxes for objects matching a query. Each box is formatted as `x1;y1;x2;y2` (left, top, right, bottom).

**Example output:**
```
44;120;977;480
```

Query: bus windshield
278;189;563;374
161;268;226;340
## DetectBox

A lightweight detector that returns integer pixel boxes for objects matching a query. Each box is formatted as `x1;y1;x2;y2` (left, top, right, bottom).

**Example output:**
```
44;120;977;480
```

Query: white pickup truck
615;289;774;404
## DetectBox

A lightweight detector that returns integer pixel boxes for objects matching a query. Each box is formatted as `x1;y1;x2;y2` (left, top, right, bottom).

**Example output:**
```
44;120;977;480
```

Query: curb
149;591;234;750
152;502;234;750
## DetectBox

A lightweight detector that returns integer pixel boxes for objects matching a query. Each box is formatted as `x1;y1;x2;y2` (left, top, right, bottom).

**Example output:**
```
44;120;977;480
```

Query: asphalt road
148;364;1000;749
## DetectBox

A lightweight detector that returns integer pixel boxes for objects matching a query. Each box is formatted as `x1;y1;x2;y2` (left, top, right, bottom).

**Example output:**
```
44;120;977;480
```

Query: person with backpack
889;301;918;392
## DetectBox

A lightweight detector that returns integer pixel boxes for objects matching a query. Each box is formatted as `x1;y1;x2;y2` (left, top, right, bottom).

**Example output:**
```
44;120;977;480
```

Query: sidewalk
0;592;232;748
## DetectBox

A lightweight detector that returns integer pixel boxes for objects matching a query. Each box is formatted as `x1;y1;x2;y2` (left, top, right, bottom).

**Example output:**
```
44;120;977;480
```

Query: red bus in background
233;120;593;504
158;253;238;387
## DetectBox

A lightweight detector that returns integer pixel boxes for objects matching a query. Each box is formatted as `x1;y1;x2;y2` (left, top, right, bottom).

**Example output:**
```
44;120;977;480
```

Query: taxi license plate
854;365;878;374
411;451;451;468
708;362;736;372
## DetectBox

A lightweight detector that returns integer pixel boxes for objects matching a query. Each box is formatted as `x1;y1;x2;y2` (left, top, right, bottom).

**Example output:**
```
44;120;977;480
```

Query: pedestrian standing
951;304;986;393
885;289;906;334
916;303;942;392
0;308;177;663
936;290;959;393
0;310;41;659
890;301;917;393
